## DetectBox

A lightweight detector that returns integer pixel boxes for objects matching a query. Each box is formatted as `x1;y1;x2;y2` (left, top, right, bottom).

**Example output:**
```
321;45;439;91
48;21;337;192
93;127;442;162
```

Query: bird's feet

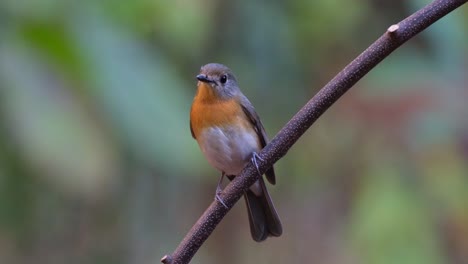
215;192;228;208
251;152;264;176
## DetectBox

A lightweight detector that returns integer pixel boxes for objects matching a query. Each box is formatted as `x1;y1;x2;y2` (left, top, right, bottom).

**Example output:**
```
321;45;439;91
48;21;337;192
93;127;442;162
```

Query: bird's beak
196;74;214;83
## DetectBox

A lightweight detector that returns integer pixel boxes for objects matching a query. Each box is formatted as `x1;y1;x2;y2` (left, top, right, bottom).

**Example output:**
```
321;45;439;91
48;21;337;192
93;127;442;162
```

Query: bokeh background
0;0;467;263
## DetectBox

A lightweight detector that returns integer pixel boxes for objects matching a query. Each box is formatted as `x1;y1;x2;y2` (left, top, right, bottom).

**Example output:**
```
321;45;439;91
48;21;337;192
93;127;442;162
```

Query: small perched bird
190;63;282;242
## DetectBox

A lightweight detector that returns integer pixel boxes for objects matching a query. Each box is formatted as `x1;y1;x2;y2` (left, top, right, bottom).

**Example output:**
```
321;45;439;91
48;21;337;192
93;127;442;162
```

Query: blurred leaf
19;21;86;83
0;156;34;241
419;144;468;216
0;43;118;199
349;165;446;264
0;0;65;20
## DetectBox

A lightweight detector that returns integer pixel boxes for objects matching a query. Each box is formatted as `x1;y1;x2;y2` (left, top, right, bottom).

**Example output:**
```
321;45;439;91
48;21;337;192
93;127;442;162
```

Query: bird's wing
190;120;195;139
240;96;276;185
190;102;196;139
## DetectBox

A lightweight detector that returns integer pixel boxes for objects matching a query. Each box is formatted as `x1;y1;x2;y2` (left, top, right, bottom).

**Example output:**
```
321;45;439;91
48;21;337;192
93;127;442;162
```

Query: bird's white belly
198;126;260;176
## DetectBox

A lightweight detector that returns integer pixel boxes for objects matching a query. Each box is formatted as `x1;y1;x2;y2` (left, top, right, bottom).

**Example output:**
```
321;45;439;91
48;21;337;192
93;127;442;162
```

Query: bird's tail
244;177;282;242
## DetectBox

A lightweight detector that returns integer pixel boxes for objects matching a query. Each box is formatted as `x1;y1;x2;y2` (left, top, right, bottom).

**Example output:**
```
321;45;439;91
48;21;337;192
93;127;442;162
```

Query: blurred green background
0;0;467;263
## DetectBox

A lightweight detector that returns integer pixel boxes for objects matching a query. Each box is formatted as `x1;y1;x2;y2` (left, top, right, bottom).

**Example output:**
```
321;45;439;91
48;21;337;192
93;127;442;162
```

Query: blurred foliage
0;0;467;264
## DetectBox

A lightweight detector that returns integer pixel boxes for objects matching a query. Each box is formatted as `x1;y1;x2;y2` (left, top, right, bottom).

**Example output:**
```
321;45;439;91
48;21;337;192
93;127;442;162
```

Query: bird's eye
220;74;227;84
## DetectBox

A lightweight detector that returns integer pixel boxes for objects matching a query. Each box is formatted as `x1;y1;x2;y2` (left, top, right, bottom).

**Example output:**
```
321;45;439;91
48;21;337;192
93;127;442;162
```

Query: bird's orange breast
190;83;248;139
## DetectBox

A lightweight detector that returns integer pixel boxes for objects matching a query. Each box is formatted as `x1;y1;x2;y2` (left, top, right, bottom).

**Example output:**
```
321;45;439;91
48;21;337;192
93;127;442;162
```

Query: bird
189;63;282;242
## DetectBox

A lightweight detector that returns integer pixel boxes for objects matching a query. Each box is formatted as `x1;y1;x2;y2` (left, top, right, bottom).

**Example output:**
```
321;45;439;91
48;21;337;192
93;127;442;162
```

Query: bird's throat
195;83;219;103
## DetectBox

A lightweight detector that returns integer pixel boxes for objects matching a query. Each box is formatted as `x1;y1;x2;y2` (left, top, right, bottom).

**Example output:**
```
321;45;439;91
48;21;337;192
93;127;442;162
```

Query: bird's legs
215;172;228;208
215;152;263;208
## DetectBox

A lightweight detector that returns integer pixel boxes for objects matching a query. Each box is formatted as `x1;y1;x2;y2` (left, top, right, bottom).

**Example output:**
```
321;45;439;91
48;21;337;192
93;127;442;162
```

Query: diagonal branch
161;0;467;263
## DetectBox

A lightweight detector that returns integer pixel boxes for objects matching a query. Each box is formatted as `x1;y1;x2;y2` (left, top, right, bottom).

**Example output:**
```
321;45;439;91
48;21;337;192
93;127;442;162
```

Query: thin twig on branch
161;0;467;263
